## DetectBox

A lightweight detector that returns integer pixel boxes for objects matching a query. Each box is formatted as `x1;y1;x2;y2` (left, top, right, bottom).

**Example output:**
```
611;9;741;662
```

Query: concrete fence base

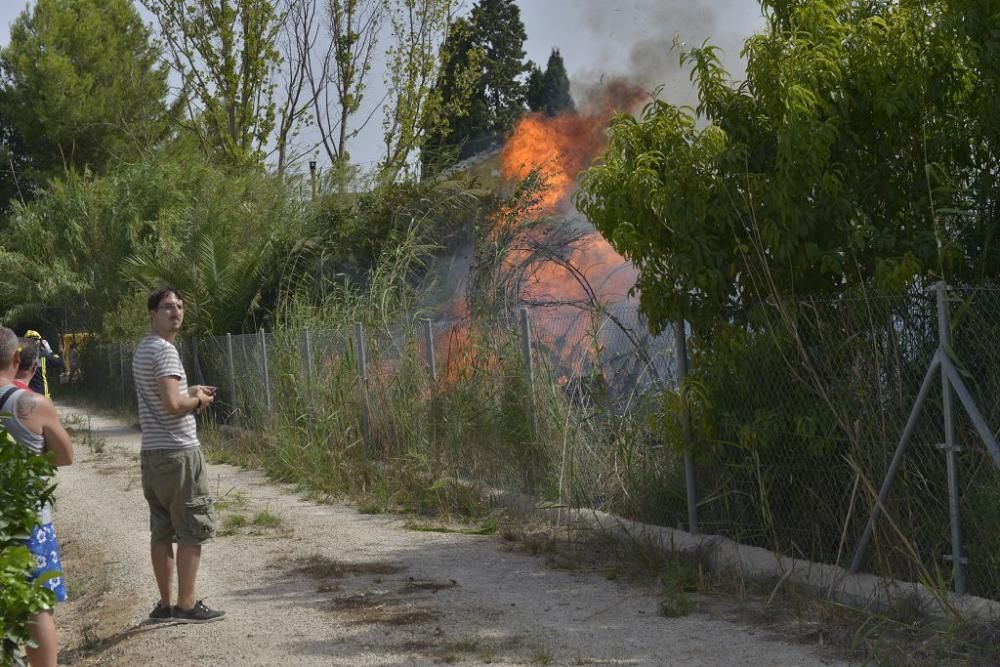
487;488;1000;624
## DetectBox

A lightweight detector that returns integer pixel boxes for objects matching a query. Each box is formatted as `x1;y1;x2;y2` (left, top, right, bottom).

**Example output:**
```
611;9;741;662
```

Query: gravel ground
48;405;849;666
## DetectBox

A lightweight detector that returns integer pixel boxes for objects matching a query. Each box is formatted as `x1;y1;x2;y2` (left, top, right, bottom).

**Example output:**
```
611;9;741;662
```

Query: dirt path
48;405;848;666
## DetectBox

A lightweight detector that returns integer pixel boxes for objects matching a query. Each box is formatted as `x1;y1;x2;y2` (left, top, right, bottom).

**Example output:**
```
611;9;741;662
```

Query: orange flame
492;84;648;373
500;113;609;213
497;86;645;303
500;78;648;214
436;81;649;384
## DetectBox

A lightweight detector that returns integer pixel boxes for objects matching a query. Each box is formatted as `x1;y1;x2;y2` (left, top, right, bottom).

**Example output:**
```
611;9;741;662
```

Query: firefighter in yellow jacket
24;330;63;398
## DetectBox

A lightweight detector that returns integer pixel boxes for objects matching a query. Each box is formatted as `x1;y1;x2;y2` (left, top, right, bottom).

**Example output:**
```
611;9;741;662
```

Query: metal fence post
425;319;438;383
425;318;439;468
519;307;538;492
106;345;114;409
303;328;314;406
118;343;125;415
191;337;205;386
674;319;700;535
260;328;272;414
355;322;372;454
225;333;237;419
850;351;942;573
519;307;538;438
936;281;966;593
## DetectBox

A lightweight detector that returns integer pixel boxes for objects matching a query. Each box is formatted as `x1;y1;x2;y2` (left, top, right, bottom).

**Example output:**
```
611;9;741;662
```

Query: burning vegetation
428;77;662;390
487;79;649;363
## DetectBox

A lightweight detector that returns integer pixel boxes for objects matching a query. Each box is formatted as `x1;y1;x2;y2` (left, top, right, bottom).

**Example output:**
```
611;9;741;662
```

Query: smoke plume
570;0;763;110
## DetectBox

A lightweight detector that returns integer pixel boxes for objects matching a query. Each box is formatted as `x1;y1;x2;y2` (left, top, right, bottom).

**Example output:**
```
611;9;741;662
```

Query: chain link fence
71;286;1000;601
687;285;1000;600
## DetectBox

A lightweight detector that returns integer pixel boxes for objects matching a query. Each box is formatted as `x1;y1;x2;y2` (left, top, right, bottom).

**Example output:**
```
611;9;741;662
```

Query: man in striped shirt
133;286;224;624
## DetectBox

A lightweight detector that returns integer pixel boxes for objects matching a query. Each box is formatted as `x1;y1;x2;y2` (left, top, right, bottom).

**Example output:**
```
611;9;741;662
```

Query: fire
500;113;609;213
491;83;649;375
497;83;645;307
433;80;649;386
500;76;649;214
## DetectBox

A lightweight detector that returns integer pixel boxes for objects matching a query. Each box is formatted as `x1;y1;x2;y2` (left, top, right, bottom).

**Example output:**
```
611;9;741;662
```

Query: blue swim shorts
26;522;68;602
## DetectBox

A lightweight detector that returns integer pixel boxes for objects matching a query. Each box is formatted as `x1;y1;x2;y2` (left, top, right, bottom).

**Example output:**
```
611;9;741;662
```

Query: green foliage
525;50;575;117
577;0;990;333
0;0;169;181
381;0;457;180
0;429;56;664
322;0;385;169
0;149;303;336
468;0;529;133
540;49;574;117
0;111;32;215
570;0;1000;599
658;591;696;618
525;62;545;113
143;0;282;166
275;178;483;314
420;16;485;176
421;0;530;175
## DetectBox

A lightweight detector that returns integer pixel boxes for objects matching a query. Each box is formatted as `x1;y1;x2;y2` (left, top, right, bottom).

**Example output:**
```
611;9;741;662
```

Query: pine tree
469;0;529;135
0;0;169;179
419;16;482;176
526;62;545;112
420;0;531;176
541;49;574;116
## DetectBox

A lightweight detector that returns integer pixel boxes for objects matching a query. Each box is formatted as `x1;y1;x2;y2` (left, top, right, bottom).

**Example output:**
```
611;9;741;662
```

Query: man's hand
40;339;52;354
187;385;216;413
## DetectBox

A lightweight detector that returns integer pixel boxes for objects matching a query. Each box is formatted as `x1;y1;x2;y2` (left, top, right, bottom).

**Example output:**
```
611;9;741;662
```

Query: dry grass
497;514;1000;666
290;554;404;579
54;534;143;665
401;577;458;593
323;593;439;626
93;463;134;476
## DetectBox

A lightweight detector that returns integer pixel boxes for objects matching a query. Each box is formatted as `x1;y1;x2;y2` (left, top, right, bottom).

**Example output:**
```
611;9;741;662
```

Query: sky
0;0;765;173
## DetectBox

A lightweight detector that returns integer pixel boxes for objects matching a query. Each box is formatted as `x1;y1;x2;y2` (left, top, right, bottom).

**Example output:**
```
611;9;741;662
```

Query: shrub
0;428;56;665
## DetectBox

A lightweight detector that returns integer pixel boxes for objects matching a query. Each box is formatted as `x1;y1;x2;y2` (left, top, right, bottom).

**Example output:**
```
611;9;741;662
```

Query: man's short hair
0;327;18;368
17;337;38;373
148;285;183;312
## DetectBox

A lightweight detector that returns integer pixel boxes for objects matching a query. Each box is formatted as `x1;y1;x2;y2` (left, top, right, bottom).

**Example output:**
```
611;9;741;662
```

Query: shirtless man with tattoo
0;326;74;667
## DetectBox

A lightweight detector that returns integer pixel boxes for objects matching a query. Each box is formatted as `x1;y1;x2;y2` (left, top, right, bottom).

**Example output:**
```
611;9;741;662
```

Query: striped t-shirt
132;334;199;450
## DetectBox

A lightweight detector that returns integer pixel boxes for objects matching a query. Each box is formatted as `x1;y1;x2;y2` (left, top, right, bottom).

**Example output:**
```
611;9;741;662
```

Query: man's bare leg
150;543;174;606
175;544;202;610
24;610;57;667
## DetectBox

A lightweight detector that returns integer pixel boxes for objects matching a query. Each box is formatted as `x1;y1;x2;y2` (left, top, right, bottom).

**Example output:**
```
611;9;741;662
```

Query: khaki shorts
140;447;216;545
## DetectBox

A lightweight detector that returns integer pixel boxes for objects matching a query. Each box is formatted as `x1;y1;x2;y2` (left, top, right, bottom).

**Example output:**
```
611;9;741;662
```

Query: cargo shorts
140;447;216;545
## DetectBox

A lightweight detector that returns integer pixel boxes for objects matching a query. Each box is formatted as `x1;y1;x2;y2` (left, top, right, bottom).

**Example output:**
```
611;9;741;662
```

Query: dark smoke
571;0;763;110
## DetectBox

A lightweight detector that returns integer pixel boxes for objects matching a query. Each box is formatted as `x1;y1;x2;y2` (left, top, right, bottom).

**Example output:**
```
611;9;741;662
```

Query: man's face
151;293;184;334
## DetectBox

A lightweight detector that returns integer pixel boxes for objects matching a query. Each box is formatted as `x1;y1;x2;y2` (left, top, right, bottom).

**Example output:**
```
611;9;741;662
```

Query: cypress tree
526;62;545;113
420;0;531;176
469;0;529;135
541;48;575;116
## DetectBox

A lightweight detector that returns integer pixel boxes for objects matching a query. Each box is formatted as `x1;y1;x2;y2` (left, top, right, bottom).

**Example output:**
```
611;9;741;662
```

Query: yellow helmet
24;329;41;340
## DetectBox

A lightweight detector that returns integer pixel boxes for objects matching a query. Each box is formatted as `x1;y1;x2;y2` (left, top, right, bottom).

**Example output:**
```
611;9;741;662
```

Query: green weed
219;513;248;536
252;510;282;528
404;519;497;535
658;592;696;618
214;487;249;511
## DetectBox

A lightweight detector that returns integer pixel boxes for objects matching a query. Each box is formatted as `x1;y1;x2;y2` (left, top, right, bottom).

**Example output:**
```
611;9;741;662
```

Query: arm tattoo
15;391;37;420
